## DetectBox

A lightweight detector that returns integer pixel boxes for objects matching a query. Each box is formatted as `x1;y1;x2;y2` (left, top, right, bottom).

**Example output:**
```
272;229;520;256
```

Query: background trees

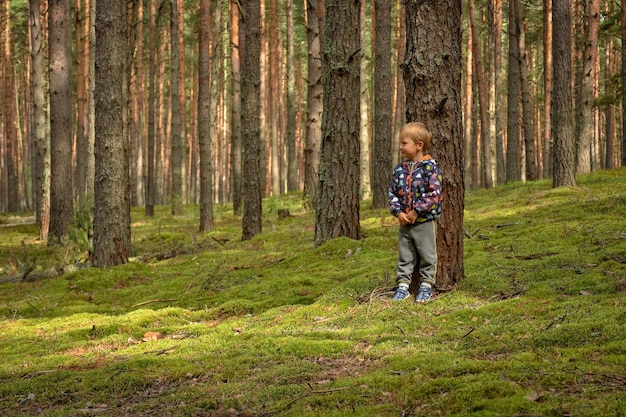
2;1;626;270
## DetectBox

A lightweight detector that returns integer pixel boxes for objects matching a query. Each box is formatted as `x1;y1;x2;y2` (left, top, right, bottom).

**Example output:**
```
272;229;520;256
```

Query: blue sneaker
391;287;410;301
415;286;433;303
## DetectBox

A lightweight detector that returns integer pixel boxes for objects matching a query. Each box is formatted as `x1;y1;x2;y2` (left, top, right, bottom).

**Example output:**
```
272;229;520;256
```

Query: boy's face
399;134;423;161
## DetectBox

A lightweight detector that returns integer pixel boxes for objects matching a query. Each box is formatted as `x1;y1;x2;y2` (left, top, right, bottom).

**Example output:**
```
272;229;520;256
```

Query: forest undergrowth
1;169;625;416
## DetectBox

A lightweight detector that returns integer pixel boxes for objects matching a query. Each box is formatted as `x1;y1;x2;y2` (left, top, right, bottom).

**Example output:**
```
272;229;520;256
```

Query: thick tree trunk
371;0;393;209
92;0;131;267
48;0;74;244
314;0;361;246
552;0;576;187
241;0;263;240
404;0;464;287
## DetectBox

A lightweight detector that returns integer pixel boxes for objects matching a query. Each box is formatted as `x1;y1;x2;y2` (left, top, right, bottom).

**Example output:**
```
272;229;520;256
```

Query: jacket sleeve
412;164;443;216
388;167;403;217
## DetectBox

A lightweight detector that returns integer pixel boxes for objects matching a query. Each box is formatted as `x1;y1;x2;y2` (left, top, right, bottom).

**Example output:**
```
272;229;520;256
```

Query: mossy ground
1;169;625;416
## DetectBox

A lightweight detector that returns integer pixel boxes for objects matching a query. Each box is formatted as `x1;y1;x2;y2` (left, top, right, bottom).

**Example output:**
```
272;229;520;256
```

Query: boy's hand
397;212;411;225
406;210;418;224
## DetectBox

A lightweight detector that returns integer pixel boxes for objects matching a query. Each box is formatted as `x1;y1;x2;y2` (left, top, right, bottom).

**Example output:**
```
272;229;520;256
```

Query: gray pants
396;220;437;287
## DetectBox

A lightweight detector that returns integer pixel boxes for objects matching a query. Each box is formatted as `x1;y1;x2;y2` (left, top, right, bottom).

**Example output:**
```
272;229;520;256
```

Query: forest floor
1;168;625;416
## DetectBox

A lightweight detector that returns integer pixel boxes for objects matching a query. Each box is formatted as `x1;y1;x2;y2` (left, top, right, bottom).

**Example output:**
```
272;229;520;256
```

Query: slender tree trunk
552;0;576;188
241;0;263;240
92;0;131;267
269;0;280;196
371;0;392;209
516;0;536;181
314;0;361;246
506;0;521;183
463;18;473;189
48;0;74;244
392;1;405;167
359;0;370;201
468;0;493;188
29;0;50;240
605;25;617;170
198;0;213;232
304;0;323;209
489;0;502;185
404;0;464;287
543;0;553;179
3;0;19;212
286;0;298;193
622;0;626;167
577;0;599;174
170;0;183;215
146;0;157;216
230;1;243;215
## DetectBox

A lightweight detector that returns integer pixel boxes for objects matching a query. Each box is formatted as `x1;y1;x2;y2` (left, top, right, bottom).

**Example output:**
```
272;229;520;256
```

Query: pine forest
0;0;625;264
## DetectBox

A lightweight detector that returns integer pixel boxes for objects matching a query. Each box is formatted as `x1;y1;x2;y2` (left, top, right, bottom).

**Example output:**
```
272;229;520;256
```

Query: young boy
388;122;443;302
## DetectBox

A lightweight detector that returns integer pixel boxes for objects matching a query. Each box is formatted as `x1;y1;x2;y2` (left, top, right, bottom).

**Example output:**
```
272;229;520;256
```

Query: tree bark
371;0;393;209
29;0;50;240
286;0;298;193
552;0;576;188
506;0;521;183
314;0;361;246
515;0;537;181
468;0;493;188
48;0;74;244
577;0;599;174
170;0;183;214
404;0;464;287
198;0;214;232
304;0;323;209
92;0;131;267
241;0;263;240
543;0;552;178
230;0;243;215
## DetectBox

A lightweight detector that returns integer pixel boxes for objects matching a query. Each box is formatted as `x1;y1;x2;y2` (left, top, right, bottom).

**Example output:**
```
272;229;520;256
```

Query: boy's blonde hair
401;122;432;151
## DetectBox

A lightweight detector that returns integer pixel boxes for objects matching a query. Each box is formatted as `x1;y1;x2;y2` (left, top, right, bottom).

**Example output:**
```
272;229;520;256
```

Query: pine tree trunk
29;0;50;240
468;0;493;188
506;0;521;183
146;0;157;216
622;0;626;167
48;0;74;244
3;0;19;212
516;0;537;181
286;0;298;193
404;0;464;287
92;0;131;267
359;0;370;201
170;0;183;215
198;0;214;232
241;0;263;240
577;0;599;174
543;0;553;178
552;0;576;188
304;0;323;209
230;1;243;215
371;0;392;209
314;0;361;246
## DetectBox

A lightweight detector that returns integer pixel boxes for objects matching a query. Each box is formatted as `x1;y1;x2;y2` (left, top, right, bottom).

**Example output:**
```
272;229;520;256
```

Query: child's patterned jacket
388;156;443;223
